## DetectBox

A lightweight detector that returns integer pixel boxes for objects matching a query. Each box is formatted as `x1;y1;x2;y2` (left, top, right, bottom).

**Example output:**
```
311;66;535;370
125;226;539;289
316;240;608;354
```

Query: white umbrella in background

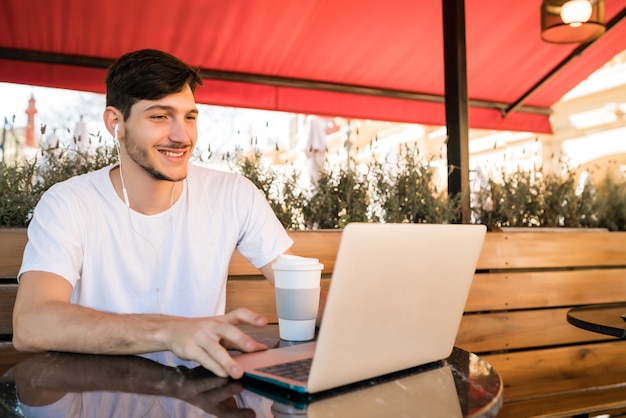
304;115;328;181
73;115;89;153
43;128;60;149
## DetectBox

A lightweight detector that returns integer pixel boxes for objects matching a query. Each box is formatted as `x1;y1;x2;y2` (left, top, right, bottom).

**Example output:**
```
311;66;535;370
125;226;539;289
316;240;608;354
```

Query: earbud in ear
114;123;119;140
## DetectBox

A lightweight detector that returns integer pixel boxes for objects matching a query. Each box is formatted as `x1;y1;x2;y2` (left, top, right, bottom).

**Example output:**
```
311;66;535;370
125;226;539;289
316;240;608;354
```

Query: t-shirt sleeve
18;184;83;287
234;177;293;269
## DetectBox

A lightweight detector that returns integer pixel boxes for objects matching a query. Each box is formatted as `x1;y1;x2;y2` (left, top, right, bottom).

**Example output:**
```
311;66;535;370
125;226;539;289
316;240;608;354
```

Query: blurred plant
540;164;599;228
36;132;118;192
473;166;543;227
371;145;461;224
302;163;372;229
0;157;39;227
594;162;626;231
472;160;617;229
0;128;117;227
8;123;625;232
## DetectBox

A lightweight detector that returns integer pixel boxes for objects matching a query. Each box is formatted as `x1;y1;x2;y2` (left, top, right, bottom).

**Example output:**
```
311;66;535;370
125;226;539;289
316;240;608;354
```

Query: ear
103;106;123;139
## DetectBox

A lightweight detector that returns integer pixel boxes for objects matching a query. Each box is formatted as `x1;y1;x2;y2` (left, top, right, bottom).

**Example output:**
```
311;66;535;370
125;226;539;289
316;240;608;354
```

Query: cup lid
272;254;323;270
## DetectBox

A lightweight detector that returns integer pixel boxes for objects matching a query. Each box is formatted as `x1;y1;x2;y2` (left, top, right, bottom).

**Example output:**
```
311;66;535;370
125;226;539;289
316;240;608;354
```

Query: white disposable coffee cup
272;254;324;341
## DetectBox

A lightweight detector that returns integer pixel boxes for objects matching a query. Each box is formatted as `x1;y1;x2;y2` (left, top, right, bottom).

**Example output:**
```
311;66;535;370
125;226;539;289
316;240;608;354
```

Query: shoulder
187;164;256;189
38;165;116;214
45;165;114;197
29;166;117;241
184;165;269;215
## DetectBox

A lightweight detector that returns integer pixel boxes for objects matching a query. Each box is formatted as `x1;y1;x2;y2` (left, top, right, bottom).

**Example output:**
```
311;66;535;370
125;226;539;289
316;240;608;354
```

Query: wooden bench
3;228;626;417
0;229;40;374
460;230;626;418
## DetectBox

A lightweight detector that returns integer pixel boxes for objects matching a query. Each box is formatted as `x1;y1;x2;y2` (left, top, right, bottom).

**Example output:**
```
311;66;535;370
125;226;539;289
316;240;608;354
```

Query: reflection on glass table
0;327;502;418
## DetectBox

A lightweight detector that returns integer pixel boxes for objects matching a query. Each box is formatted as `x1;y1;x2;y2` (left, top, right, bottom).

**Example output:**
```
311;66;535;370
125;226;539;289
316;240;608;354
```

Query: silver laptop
235;222;486;394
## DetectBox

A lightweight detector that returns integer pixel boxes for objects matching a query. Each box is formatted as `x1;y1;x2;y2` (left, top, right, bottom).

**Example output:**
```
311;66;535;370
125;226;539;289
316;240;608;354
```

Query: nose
169;118;194;144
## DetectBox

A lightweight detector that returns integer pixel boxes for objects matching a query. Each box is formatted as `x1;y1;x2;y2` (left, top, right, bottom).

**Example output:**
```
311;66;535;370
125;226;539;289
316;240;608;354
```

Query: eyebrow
143;104;199;115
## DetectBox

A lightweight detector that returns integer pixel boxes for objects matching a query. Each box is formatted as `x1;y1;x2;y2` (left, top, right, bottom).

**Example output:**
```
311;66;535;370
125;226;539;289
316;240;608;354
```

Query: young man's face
122;85;199;182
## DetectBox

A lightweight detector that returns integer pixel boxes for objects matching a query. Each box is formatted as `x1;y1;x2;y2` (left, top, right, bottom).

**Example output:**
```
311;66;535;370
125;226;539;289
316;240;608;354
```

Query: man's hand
165;308;268;379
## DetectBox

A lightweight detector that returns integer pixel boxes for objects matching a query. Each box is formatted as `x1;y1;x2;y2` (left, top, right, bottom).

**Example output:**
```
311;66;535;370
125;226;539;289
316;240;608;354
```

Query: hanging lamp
541;0;605;43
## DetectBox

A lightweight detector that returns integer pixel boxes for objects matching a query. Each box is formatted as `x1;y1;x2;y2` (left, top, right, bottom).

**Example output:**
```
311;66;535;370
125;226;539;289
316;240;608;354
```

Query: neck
111;166;181;215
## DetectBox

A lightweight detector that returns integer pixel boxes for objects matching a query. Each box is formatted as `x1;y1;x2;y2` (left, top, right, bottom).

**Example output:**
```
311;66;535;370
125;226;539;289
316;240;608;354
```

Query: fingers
184;344;245;379
218;309;268;353
168;309;269;379
180;343;233;378
222;308;268;328
201;335;247;379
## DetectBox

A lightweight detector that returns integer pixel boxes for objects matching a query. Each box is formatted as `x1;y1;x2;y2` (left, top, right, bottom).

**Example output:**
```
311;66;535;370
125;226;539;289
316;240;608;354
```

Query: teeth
161;150;184;157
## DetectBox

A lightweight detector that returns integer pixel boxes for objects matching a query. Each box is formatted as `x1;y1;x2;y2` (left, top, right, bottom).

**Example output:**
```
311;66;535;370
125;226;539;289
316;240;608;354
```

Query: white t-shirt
19;164;293;317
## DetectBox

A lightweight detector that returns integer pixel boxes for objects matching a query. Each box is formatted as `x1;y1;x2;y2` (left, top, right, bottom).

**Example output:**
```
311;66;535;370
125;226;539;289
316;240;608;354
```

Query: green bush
540;169;599;228
4;129;626;231
472;162;625;230
0;133;118;227
230;144;462;229
473;167;543;227
302;163;372;229
0;157;39;227
595;169;626;231
371;145;461;224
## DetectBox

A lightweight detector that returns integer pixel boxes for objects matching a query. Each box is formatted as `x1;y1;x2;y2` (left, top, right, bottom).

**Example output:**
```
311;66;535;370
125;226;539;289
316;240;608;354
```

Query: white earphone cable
114;123;178;314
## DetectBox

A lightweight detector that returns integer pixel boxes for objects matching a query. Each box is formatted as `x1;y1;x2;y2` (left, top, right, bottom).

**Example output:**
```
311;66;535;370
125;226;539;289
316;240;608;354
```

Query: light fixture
560;0;592;26
541;0;605;44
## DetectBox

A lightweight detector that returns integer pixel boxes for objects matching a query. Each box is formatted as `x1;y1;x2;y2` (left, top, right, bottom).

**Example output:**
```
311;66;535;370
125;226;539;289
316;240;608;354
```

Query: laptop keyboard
256;358;313;382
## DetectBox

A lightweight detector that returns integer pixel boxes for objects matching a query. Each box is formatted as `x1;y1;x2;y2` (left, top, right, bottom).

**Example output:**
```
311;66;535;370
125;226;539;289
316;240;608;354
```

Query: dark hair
105;49;203;120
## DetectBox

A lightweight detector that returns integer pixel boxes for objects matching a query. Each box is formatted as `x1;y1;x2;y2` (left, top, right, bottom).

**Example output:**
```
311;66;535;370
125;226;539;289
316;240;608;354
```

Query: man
13;49;293;379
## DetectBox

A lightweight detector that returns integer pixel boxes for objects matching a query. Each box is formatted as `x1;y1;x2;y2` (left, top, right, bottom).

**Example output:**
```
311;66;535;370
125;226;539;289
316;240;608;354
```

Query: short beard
123;131;187;182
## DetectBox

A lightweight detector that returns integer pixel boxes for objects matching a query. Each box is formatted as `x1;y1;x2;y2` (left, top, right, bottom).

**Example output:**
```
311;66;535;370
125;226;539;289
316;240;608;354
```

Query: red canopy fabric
2;0;626;133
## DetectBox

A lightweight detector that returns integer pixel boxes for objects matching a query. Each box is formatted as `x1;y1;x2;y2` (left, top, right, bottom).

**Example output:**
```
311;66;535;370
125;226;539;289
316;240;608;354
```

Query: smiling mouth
159;149;186;157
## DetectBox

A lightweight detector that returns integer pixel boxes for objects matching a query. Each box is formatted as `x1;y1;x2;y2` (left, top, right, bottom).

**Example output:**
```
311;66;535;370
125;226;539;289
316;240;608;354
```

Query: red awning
1;0;626;134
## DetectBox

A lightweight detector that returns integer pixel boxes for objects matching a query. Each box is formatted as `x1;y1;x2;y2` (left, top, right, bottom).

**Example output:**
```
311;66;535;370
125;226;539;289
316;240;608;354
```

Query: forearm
13;272;268;378
13;300;176;355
